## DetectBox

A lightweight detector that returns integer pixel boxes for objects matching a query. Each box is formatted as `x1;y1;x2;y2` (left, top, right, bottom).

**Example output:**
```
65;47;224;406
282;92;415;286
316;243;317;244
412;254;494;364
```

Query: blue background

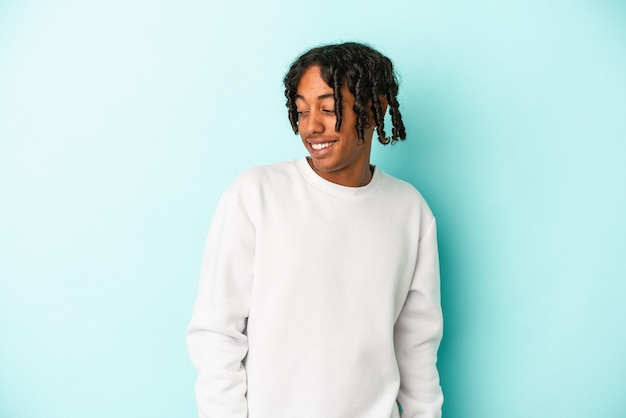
1;1;625;417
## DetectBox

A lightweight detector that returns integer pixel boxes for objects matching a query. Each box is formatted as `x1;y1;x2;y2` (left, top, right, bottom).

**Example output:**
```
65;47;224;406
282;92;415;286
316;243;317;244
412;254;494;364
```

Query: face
295;65;374;187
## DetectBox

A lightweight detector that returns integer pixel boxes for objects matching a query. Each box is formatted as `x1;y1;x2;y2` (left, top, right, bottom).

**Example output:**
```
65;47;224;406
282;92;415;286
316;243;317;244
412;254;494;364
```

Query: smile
310;142;334;150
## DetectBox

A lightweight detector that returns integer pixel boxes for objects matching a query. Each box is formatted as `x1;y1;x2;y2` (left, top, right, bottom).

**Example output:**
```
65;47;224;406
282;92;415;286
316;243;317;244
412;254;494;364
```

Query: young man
187;42;443;418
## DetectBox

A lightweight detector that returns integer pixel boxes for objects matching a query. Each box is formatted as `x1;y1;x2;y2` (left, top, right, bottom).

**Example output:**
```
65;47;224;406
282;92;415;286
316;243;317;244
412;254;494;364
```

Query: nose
301;109;325;136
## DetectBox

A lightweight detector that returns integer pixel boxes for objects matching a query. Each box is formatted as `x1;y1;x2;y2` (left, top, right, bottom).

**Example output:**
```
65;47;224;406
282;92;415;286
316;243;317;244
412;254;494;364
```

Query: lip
307;140;336;155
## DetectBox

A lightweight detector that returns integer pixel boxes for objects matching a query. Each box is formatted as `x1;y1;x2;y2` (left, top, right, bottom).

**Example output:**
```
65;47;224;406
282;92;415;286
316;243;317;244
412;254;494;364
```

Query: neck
306;157;374;187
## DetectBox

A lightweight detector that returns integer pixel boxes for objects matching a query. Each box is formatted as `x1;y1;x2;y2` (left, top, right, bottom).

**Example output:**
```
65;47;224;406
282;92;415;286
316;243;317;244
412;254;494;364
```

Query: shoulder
378;171;435;223
379;171;431;206
231;160;295;185
225;160;298;198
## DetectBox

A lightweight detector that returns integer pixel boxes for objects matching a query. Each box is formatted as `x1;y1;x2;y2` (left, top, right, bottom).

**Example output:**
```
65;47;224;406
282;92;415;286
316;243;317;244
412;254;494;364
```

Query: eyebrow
295;93;335;101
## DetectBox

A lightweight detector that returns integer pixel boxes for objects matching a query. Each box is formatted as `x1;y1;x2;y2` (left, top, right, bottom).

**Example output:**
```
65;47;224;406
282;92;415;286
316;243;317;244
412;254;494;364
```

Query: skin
295;65;385;187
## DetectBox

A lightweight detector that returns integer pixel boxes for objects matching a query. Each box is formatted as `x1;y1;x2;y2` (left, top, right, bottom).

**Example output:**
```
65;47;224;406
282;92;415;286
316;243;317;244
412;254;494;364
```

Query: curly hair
284;42;406;145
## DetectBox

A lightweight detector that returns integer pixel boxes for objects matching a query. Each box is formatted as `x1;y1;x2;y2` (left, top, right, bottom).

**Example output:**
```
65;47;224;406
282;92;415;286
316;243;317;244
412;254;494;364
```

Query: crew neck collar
295;157;382;198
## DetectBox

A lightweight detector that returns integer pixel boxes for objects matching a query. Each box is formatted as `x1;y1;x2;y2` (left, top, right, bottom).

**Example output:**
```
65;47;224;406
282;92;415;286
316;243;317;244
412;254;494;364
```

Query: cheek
337;112;358;135
337;121;358;141
296;120;307;136
297;122;310;140
298;126;310;141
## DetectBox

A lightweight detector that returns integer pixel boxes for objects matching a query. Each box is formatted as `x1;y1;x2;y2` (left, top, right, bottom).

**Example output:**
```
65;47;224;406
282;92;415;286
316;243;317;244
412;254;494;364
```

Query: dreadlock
284;42;406;145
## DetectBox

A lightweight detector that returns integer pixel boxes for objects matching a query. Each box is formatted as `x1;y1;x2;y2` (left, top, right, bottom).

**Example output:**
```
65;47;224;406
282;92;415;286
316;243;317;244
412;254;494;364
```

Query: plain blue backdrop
1;0;625;417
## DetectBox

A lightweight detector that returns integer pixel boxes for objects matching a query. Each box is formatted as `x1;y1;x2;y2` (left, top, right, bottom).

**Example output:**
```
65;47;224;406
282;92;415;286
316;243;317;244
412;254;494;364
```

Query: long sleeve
187;191;255;418
394;218;444;418
187;160;443;418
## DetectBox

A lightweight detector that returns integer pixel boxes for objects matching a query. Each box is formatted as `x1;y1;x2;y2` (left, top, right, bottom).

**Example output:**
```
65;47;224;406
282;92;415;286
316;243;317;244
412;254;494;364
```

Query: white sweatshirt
187;158;443;418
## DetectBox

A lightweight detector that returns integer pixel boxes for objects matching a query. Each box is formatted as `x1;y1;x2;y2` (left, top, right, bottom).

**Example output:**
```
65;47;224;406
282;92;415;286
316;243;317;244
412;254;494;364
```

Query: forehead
295;66;334;100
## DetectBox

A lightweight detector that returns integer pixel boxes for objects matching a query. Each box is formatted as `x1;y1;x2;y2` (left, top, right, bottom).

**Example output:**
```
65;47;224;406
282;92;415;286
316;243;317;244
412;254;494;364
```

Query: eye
322;109;335;115
297;110;309;117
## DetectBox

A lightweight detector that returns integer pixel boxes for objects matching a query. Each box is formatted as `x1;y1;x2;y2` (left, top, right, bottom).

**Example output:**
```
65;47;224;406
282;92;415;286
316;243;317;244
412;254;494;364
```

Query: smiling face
295;65;375;187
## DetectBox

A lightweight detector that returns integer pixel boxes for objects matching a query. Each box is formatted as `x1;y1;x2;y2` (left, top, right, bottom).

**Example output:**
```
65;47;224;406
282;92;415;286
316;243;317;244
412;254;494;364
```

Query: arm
187;191;255;418
394;218;444;418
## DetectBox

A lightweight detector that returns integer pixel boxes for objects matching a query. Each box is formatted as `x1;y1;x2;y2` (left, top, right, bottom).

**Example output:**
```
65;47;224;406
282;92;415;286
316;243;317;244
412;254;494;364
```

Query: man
187;42;443;418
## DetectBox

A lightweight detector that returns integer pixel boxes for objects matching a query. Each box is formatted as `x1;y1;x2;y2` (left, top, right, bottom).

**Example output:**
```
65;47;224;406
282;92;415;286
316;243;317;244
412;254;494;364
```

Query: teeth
311;142;332;150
